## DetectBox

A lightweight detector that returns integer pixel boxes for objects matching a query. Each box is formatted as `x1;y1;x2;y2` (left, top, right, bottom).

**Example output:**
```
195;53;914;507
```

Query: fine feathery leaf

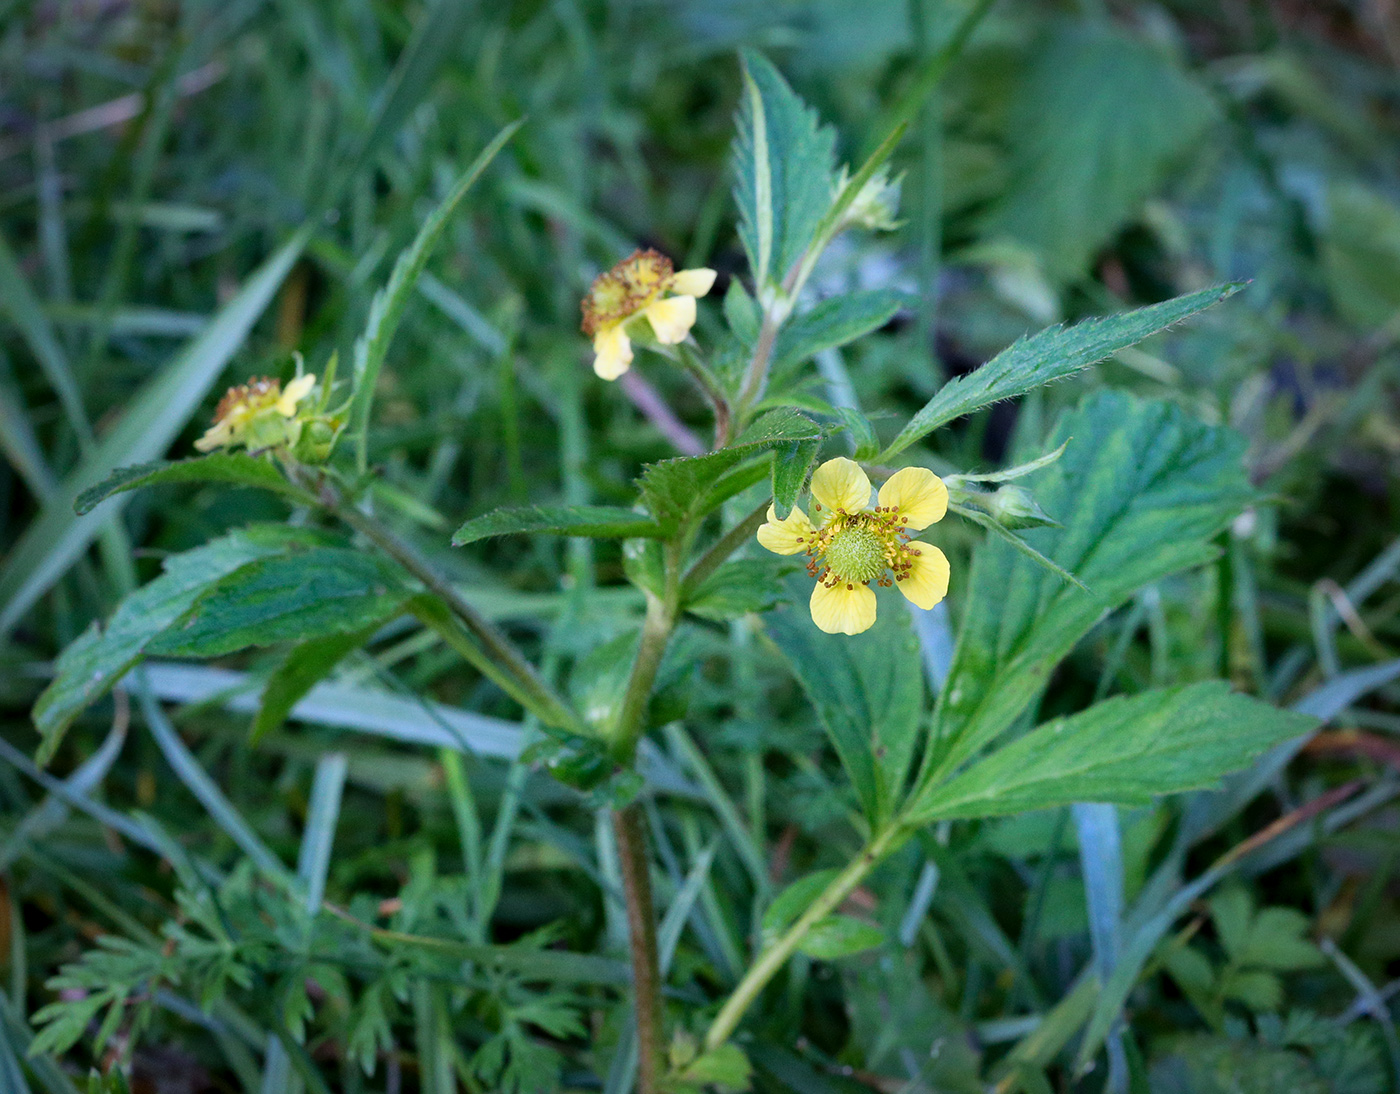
349;120;522;471
732;50;837;288
452;505;664;547
879;283;1242;461
907;683;1317;822
74;454;305;515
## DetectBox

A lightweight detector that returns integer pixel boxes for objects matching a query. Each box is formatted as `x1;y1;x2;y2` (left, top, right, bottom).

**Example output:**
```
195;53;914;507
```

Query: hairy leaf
916;392;1255;787
732;51;837;286
772;289;905;378
880;284;1240;461
149;548;408;658
909;684;1315;821
767;576;924;823
75;454;302;515
452;504;663;547
32;526;319;762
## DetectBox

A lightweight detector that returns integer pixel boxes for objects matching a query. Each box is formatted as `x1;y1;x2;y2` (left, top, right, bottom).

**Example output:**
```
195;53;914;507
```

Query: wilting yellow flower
195;373;316;453
758;457;950;636
580;249;716;380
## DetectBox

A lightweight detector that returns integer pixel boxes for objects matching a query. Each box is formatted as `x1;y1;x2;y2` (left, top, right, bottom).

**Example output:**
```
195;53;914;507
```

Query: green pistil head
823;524;886;583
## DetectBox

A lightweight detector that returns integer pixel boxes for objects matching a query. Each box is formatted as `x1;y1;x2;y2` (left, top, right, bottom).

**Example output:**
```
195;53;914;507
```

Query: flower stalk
613;802;666;1094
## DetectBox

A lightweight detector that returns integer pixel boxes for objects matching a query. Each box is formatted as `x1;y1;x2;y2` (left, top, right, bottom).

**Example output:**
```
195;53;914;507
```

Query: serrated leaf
732;51;837;286
675;1042;752;1091
638;408;822;532
1241;908;1325;971
31;526;319;763
74;454;302;515
879;285;1240;461
251;625;385;744
1221;969;1283;1012
452;504;663;547
148;547;408;658
987;23;1218;281
908;683;1316;822
799;915;884;959
685;558;792;622
772;289;904;378
917;392;1256;782
770;435;820;519
766;576;924;823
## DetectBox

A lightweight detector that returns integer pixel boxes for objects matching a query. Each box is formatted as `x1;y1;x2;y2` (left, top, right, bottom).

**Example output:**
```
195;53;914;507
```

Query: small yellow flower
758;457;950;636
195;373;316;453
580;249;716;380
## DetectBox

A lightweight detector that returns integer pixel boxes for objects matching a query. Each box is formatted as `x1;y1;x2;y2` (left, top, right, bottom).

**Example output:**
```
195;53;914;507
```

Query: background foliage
2;1;1400;1092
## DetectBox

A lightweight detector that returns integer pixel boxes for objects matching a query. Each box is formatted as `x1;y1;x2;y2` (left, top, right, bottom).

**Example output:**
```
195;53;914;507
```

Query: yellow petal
878;466;947;531
756;505;815;555
643;295;697;344
277;373;317;416
809;579;877;635
896;542;950;610
669;268;717;297
593;325;633;380
194;421;232;452
810;456;872;515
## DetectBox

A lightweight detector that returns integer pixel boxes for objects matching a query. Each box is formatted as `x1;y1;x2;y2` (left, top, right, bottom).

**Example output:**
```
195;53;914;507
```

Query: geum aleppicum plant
34;52;1316;1094
758;457;949;634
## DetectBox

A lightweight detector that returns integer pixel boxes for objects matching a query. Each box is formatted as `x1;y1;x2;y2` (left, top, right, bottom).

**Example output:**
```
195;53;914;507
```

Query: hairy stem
328;489;580;733
703;824;904;1051
736;312;779;419
682;499;770;596
614;802;666;1094
610;591;678;764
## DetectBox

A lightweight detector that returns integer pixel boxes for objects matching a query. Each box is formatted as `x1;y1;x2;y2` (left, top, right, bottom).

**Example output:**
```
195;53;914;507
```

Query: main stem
703;824;904;1051
614;802;666;1094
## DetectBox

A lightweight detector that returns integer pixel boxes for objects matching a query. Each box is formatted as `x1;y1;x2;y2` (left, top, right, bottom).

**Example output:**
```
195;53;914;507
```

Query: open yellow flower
757;457;950;635
195;373;316;453
580;249;716;380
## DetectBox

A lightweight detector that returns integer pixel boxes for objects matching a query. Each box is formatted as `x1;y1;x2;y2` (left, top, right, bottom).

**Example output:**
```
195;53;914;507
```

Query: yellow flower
757;457;950;635
195;373;317;453
580;249;716;380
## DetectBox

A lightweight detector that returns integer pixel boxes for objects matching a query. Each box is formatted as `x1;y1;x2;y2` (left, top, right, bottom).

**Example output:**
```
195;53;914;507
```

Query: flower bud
988;485;1059;529
835;167;902;233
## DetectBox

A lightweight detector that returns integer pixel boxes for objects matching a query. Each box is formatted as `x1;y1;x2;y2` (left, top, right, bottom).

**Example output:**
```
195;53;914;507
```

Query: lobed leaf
879;284;1241;461
916;392;1255;786
908;683;1316;822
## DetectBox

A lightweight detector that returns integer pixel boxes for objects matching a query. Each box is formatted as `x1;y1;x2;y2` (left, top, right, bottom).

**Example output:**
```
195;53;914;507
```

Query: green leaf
766;576;924;824
908;683;1316;822
762;870;841;939
74;454;303;516
732;51;837;287
916;392;1256;782
772;289;904;377
148;547;408;658
879;284;1241;461
638;408;822;533
1321;180;1400;328
986;22;1219;281
251;625;384;744
452;504;663;547
31;526;317;763
1241;908;1325;971
770;435;820;520
349;120;522;471
674;1043;752;1092
799;915;884;959
684;558;793;622
1221;969;1283;1013
0;229;310;637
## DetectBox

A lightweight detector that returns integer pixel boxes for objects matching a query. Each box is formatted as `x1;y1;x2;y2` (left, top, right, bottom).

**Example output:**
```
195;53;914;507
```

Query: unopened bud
835;167;902;232
988;485;1058;529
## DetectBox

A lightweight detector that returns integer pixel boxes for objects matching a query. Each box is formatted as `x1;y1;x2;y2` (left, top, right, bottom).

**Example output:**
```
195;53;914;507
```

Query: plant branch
703;824;905;1050
676;342;732;449
614;802;666;1094
682;498;771;596
736;312;780;420
325;484;581;733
